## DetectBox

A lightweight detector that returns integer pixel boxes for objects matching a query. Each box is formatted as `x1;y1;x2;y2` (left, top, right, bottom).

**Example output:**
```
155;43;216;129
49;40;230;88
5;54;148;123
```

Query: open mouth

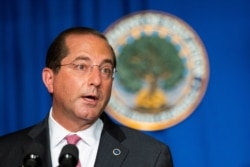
84;95;99;101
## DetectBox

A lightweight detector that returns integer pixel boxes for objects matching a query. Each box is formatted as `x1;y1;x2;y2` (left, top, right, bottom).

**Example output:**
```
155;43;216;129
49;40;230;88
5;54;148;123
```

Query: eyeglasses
57;63;116;79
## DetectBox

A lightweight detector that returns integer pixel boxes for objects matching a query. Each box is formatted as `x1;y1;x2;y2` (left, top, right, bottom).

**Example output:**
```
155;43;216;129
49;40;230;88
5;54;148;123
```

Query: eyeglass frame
56;62;117;79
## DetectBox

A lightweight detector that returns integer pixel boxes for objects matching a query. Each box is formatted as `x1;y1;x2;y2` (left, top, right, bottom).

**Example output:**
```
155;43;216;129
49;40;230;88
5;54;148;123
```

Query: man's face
45;34;114;129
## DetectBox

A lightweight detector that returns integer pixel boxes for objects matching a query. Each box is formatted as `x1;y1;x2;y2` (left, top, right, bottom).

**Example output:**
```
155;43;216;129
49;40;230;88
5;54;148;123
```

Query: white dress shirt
48;108;103;167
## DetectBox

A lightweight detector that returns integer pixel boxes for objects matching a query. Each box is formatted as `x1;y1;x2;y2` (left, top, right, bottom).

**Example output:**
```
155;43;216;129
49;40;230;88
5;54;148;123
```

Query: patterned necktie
65;134;81;167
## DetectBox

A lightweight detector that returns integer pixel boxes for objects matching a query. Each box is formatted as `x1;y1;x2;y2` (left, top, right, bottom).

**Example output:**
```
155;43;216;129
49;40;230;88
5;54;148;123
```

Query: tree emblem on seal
117;35;186;113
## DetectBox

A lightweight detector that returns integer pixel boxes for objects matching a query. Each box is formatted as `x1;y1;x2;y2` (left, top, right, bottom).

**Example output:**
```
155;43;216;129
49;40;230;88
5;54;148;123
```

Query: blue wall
1;0;250;166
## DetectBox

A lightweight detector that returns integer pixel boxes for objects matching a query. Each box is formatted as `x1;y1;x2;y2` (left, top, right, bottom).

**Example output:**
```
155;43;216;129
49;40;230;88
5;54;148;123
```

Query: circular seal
104;10;209;131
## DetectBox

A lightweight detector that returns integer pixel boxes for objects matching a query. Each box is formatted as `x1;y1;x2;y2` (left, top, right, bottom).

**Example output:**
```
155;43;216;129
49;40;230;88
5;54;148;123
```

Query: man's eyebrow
73;56;90;62
73;56;114;66
102;59;113;64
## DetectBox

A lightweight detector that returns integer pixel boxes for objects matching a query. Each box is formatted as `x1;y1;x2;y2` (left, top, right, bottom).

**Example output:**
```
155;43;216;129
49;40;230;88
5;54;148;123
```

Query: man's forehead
64;33;115;66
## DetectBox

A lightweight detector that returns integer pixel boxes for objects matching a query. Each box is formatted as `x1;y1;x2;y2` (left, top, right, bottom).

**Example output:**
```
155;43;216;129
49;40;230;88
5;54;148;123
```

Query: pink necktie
65;134;81;167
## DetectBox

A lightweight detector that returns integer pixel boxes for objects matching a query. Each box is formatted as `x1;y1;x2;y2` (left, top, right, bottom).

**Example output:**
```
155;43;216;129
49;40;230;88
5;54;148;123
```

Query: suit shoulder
114;125;173;166
0;125;34;143
120;125;169;148
102;113;169;149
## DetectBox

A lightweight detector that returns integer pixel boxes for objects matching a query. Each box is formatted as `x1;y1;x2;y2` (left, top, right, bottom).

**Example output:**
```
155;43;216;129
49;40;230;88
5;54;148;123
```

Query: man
0;27;173;167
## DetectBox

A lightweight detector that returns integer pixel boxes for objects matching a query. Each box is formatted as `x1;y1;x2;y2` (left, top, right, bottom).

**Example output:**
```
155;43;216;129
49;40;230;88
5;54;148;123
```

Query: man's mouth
82;95;99;104
85;95;98;101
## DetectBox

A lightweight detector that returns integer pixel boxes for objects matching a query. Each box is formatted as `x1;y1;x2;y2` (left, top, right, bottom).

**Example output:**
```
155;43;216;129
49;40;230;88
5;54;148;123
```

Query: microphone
58;144;79;167
22;142;44;167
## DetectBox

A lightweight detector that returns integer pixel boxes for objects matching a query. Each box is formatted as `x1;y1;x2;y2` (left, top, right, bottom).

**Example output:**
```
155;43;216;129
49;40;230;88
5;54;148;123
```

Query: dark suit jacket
0;113;173;167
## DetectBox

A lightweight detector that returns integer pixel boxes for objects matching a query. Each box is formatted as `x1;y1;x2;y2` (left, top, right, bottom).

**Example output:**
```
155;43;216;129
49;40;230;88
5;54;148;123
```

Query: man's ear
42;67;54;93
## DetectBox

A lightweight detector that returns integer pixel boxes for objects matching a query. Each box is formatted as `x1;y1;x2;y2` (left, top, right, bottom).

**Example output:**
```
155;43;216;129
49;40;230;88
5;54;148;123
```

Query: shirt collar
48;108;103;148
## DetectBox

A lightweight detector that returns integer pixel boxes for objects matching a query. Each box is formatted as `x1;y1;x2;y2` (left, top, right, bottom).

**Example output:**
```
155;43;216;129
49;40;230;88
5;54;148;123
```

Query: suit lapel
94;113;129;167
25;116;52;167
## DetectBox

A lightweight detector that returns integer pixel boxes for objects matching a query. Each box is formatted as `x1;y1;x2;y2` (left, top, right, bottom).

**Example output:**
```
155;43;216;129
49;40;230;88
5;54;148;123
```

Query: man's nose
87;66;102;86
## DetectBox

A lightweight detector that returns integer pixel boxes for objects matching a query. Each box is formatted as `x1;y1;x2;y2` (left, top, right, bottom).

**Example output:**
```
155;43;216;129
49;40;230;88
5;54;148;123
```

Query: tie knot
65;134;81;145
